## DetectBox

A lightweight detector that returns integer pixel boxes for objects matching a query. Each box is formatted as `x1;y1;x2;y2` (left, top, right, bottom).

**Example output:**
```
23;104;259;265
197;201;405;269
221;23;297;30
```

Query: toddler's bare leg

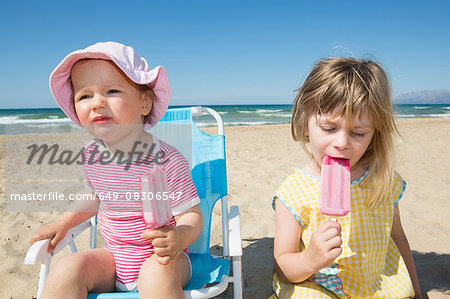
40;248;116;299
138;252;190;298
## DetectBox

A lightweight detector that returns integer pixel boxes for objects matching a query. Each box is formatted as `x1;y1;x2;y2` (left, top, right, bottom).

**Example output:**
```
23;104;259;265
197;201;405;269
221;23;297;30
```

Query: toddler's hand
142;225;181;265
30;220;70;254
305;220;342;272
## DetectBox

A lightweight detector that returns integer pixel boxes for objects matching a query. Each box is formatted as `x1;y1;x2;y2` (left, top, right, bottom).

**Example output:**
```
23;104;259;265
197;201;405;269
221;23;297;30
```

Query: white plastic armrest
25;239;52;265
24;219;91;265
229;205;242;257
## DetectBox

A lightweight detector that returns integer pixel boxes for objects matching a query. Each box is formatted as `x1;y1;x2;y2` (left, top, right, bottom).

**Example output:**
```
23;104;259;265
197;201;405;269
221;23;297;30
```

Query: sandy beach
1;118;449;298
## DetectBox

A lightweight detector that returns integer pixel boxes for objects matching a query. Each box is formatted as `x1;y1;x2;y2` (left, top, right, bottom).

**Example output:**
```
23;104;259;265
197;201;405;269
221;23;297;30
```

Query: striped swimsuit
82;137;200;291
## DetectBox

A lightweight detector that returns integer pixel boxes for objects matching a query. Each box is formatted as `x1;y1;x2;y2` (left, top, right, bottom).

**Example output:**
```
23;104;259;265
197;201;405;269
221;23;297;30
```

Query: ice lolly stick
319;156;351;218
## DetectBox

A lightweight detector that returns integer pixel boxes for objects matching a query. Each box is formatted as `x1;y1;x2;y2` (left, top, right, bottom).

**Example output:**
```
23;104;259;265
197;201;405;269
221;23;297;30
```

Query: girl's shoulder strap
393;171;406;207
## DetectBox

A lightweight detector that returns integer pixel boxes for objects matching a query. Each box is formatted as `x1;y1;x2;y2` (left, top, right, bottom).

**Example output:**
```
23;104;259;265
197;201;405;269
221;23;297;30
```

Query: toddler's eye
77;94;91;102
107;89;120;94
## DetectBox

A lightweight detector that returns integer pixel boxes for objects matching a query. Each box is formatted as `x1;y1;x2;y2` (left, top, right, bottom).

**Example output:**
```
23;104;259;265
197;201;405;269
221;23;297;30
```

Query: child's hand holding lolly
303;220;342;272
142;224;182;265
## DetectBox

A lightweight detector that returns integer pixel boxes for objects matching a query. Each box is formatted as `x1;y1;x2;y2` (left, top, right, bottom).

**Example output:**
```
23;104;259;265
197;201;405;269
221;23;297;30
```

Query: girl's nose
333;130;350;150
91;94;106;111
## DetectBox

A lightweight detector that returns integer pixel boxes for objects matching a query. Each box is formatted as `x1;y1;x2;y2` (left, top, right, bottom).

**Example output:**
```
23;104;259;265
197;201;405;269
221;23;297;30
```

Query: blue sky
0;0;449;108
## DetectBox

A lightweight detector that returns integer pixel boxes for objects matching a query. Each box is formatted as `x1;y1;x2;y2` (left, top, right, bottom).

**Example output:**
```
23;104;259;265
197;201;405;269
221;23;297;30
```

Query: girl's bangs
316;76;372;130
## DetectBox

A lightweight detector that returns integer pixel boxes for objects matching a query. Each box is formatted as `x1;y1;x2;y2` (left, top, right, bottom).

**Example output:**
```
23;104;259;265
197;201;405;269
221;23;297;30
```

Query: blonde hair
291;57;398;208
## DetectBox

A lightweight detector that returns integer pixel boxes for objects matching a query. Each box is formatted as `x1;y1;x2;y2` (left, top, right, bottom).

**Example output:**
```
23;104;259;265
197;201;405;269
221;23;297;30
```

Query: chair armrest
24;219;92;265
25;239;52;265
228;205;242;257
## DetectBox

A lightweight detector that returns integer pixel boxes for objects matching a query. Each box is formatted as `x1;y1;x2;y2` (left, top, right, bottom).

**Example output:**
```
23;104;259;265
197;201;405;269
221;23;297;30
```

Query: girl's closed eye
321;126;336;133
351;131;366;137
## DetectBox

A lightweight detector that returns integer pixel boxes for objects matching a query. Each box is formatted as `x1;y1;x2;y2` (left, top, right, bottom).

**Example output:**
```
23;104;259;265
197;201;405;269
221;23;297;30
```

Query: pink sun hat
49;41;170;128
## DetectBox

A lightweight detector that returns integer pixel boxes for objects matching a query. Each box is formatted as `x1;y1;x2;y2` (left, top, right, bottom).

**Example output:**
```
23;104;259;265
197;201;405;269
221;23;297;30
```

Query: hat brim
50;47;170;129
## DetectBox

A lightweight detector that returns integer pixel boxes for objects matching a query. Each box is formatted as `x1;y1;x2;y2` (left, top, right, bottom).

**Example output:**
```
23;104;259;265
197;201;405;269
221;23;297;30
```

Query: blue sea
0;104;449;134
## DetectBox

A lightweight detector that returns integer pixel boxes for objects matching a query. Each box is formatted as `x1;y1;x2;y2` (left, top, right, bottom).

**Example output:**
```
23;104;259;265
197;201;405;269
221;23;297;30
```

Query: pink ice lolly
319;156;351;217
141;167;173;228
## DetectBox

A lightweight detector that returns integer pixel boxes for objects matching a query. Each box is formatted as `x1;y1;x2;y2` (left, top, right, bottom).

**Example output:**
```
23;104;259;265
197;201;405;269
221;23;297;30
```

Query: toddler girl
271;58;422;298
31;42;203;298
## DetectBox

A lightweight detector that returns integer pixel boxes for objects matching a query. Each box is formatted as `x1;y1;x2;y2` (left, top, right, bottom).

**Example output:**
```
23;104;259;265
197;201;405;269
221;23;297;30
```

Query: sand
1;118;449;298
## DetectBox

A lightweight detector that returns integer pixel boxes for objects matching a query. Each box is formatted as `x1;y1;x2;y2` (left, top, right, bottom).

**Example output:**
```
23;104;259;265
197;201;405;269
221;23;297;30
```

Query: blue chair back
151;107;228;254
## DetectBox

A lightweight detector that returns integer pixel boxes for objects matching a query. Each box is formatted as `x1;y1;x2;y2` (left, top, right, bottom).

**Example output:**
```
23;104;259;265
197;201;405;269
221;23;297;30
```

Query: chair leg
37;258;50;299
232;256;243;299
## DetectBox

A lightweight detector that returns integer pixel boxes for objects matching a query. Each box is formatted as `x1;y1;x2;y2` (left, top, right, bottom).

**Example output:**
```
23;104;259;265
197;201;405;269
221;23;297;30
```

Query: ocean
0;104;449;134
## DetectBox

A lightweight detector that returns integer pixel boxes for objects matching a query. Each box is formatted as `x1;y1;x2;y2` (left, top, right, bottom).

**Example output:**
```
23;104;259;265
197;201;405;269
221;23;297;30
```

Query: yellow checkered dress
270;169;414;298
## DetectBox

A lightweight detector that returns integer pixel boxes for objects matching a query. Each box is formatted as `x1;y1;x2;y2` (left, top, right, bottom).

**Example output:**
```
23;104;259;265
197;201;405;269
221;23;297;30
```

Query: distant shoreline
2;103;450;111
0;105;449;134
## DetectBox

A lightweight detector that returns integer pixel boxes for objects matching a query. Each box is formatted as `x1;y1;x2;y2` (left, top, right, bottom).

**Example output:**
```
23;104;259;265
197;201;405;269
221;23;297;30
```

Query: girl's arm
143;205;203;265
30;196;99;253
274;199;342;283
391;205;423;299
